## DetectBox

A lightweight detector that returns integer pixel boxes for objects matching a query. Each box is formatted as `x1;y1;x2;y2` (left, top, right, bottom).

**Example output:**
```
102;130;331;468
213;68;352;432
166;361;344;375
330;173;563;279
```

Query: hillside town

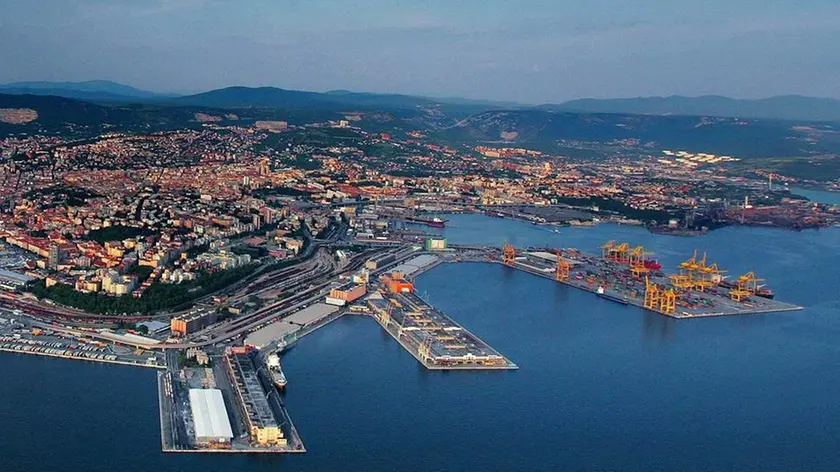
0;118;836;312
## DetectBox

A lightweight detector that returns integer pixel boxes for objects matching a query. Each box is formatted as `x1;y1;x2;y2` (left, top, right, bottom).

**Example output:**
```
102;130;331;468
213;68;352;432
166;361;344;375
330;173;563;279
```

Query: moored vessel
266;352;287;391
596;286;630;305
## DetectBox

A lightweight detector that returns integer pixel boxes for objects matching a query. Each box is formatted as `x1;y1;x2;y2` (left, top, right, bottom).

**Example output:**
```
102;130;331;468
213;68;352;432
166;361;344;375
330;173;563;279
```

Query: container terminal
490;240;803;318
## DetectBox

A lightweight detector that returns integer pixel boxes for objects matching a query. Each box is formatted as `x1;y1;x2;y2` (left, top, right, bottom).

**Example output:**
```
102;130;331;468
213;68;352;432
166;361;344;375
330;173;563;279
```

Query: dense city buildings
0;116;835;319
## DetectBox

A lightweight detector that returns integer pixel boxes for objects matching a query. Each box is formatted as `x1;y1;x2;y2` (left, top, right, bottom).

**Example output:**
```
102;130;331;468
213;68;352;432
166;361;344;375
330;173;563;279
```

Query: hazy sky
2;0;839;102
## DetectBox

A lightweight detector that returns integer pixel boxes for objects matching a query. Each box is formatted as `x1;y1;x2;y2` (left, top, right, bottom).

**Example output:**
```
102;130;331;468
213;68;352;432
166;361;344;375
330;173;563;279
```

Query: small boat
276;336;298;354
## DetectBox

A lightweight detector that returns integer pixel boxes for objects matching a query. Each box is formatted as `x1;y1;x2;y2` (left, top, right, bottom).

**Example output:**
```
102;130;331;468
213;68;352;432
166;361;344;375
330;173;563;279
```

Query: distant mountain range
0;80;173;103
438;109;840;158
170;86;438;110
549;95;840;122
3;81;840;122
0;93;231;137
5;92;839;159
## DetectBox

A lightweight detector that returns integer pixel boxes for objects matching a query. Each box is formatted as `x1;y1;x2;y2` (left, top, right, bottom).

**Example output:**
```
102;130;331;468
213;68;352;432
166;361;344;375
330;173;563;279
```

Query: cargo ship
266;352;287;391
406;216;448;228
714;278;775;299
596;286;629;305
643;259;662;271
755;286;775;300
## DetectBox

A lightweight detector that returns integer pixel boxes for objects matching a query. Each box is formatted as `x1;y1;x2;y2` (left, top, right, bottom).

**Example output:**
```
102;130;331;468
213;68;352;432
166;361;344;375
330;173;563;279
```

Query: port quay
0;237;803;455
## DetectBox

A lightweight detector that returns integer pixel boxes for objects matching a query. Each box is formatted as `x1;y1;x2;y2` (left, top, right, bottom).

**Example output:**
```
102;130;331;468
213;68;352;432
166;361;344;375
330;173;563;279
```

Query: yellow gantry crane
380;304;393;327
643;277;661;310
669;273;694;289
729;287;752;302
694;258;725;292
643;276;677;315
601;240;616;259
702;263;726;285
729;272;764;302
659;288;677;314
692;253;713;291
613;242;630;263
602;240;630;263
629;246;653;277
737;271;764;294
729;272;763;302
628;246;648;266
679;249;699;280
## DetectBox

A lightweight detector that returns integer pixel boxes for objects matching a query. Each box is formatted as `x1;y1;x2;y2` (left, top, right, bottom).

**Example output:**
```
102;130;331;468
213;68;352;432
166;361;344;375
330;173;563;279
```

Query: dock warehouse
188;389;234;445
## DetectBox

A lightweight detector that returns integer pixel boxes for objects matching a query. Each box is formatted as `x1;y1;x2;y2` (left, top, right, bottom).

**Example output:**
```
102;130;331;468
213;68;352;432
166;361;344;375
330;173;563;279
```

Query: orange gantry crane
556;253;571;281
502;242;516;265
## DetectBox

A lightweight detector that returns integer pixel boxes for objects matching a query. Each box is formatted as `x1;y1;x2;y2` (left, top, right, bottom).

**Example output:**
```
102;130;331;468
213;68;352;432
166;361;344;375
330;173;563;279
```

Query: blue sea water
2;215;840;472
789;186;840;206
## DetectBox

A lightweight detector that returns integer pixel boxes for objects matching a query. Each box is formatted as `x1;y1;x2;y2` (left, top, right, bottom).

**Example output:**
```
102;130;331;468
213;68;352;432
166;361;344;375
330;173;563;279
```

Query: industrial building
325;283;367;306
137;320;169;335
0;269;34;291
170;308;218;336
425;238;447;251
188;389;234;446
365;253;395;270
380;271;414;294
224;346;287;447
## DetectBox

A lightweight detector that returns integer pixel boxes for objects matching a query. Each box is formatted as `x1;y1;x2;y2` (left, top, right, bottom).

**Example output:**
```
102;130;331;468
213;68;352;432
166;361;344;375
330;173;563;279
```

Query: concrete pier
367;290;517;371
487;250;804;319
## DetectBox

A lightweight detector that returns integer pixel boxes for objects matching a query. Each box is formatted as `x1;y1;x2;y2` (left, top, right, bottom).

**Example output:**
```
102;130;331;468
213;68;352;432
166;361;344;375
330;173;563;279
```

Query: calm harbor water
2;215;840;472
790;186;840;206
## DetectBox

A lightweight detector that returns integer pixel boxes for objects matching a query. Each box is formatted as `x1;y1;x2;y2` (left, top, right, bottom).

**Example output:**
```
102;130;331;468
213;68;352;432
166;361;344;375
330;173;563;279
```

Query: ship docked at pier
266;352;287;391
406;216;448;228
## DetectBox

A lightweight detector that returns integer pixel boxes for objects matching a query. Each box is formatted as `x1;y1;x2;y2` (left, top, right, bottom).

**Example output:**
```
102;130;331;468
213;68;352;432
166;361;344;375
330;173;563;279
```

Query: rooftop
188;388;234;441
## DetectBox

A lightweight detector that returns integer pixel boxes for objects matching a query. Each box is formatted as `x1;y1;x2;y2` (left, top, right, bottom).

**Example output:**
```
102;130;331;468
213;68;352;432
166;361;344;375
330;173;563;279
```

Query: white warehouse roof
285;303;338;325
189;389;234;442
245;303;339;348
390;254;439;276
